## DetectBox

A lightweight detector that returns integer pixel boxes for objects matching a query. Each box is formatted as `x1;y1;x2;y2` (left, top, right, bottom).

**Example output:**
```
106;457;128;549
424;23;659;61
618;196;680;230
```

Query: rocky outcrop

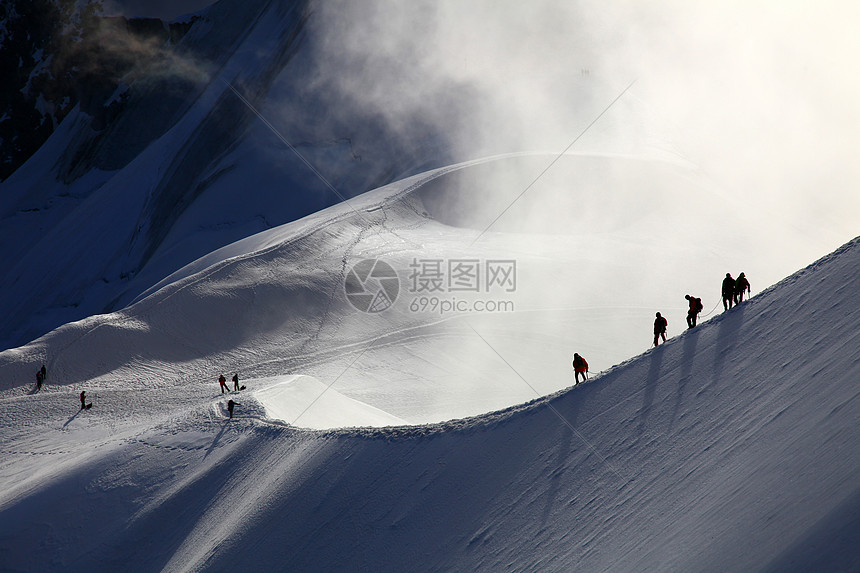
0;0;198;180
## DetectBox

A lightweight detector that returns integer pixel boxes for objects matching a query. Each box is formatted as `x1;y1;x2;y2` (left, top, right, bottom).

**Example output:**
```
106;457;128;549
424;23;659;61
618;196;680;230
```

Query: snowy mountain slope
1;0;859;568
0;151;812;426
0;230;857;571
0;0;460;352
3;0;856;371
6;0;856;360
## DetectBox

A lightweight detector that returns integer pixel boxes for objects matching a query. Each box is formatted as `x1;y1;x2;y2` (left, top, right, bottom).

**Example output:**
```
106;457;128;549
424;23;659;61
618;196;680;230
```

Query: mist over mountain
0;0;470;351
3;0;858;355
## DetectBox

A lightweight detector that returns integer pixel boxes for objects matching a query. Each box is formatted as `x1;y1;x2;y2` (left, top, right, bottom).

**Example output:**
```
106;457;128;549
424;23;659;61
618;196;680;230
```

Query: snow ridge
0;235;857;571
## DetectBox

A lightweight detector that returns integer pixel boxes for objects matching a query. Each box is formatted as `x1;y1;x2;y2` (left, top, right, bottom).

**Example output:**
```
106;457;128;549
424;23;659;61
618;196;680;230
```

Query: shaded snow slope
0;236;857;571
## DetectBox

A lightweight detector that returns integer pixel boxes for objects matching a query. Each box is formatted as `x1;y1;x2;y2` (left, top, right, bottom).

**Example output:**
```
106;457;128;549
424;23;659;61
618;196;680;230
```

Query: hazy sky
90;0;859;286
288;0;860;400
309;0;859;259
94;0;859;257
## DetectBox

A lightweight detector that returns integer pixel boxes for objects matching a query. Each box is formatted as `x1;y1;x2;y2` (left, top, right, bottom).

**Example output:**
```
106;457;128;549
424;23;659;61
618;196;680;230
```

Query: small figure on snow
572;353;589;384
232;372;240;391
722;273;736;311
653;312;668;347
218;374;228;394
36;364;47;392
79;391;92;410
734;272;750;305
685;294;703;329
227;399;240;419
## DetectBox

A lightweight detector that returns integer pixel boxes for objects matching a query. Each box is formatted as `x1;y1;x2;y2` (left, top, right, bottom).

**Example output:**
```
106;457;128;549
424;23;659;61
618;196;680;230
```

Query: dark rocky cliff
0;0;197;181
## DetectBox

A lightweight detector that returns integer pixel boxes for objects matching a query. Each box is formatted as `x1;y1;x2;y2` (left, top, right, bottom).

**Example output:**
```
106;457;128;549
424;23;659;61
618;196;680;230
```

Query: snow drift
250;375;407;428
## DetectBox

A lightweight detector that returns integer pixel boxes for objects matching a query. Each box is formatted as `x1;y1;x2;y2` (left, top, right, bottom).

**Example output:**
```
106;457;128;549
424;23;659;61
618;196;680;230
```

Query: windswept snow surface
0;207;858;571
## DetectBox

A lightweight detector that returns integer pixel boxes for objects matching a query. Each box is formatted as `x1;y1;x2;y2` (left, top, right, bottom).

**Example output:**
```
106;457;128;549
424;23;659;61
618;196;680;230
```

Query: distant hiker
79;391;92;410
722;273;736;310
227;399;240;418
685;294;703;329
218;374;228;394
653;312;667;346
572;353;589;384
734;272;751;304
36;363;47;391
232;373;240;391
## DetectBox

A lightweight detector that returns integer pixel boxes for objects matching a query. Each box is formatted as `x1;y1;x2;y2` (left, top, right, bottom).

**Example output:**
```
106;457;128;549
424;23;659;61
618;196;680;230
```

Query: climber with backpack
722;273;736;311
653;312;668;346
572;353;589;384
685;294;704;328
734;272;751;305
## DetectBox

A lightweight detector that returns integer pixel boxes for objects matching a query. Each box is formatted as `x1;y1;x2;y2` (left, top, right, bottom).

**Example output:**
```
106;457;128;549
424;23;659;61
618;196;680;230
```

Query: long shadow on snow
708;304;746;393
201;408;594;572
539;427;573;528
637;346;665;435
100;427;251;573
204;420;231;459
61;409;83;428
0;431;244;573
670;327;700;430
